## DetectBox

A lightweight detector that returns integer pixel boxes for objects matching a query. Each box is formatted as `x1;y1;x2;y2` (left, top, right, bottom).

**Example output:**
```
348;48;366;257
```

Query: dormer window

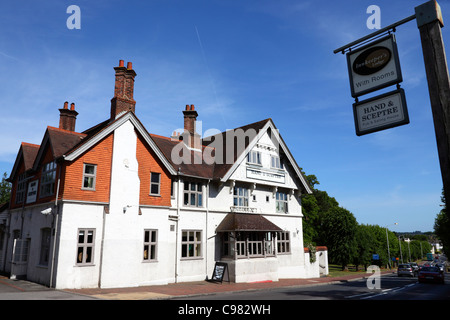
40;161;56;198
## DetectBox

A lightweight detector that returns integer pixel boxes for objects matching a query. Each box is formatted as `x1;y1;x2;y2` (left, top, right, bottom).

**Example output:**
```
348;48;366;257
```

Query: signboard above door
347;34;403;97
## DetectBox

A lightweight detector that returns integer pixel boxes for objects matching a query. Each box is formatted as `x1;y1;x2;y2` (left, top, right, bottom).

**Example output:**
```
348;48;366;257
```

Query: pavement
61;270;395;300
0;270;394;300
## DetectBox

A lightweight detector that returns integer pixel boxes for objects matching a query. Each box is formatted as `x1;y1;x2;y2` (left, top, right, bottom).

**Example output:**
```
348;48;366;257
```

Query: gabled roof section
203;118;313;194
63;111;177;176
8;142;40;180
152;117;312;194
32;126;87;171
202;118;270;180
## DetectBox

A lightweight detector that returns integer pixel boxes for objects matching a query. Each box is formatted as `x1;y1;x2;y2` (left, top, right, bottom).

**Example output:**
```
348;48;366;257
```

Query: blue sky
0;0;447;232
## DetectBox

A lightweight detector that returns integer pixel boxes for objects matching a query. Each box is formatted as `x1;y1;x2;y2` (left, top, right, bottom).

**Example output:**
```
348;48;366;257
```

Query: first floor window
276;192;288;213
143;229;158;261
277;231;290;254
15;172;27;204
39;228;51;266
150;172;161;195
183;181;203;207
76;229;95;265
82;164;97;190
181;230;202;258
233;186;249;207
40;161;56;198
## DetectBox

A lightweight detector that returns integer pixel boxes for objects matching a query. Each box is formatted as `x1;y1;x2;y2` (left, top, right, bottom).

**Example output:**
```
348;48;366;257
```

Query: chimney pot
59;102;78;131
111;60;137;120
190;104;195;110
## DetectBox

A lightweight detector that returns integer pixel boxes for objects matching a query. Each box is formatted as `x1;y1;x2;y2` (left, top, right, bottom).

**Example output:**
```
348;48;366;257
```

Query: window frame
39;228;52;266
82;163;97;191
233;186;249;207
76;228;95;266
276;191;288;213
183;181;203;207
247;151;261;165
181;230;202;259
270;155;284;169
15;172;27;204
40;161;56;198
277;231;291;254
150;172;161;196
143;229;158;262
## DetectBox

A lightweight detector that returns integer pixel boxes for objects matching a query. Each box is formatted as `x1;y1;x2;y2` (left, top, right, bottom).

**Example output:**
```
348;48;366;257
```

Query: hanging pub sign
353;88;409;136
347;34;403;97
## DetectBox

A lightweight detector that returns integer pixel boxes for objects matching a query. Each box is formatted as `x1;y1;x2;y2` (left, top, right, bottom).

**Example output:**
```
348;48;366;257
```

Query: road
176;272;450;300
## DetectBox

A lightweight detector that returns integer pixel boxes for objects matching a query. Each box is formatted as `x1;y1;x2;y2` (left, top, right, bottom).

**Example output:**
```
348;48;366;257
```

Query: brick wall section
60;134;113;203
136;132;171;207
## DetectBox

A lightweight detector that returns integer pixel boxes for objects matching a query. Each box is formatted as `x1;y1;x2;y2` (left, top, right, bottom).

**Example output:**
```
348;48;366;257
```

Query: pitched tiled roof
46;126;87;159
150;118;271;180
202;118;270;179
21;143;40;171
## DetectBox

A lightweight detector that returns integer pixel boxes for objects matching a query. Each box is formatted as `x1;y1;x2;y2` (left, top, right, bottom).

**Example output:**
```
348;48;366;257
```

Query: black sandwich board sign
347;34;403;98
207;262;229;283
353;88;409;136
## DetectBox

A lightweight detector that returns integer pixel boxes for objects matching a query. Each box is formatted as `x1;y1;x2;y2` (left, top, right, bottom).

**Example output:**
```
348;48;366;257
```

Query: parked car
418;266;445;284
398;264;415;277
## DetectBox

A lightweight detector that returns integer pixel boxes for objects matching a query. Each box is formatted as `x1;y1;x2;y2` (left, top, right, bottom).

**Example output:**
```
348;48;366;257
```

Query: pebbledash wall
2;60;328;289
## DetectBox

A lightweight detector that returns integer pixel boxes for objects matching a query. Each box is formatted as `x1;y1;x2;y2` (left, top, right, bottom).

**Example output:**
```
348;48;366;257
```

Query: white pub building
0;61;328;289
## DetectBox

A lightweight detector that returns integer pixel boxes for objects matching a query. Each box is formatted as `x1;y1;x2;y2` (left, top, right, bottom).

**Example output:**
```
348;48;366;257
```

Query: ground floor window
181;230;202;258
221;231;276;259
39;228;51;266
76;229;95;265
143;229;157;261
277;231;290;254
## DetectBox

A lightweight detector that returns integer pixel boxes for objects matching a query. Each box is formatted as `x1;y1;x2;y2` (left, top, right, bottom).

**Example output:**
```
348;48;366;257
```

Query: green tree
434;189;449;257
0;172;11;204
322;206;358;270
352;224;375;271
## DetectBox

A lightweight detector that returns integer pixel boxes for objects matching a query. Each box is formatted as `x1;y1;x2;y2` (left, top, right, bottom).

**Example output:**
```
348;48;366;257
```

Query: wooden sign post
415;1;450;205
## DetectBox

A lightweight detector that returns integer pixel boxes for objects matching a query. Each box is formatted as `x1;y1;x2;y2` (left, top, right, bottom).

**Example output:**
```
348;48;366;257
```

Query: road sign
353;88;409;136
347;34;403;97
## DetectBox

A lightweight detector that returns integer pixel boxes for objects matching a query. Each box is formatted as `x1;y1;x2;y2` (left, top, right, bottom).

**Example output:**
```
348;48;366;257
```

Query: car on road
418;266;445;284
398;264;415;277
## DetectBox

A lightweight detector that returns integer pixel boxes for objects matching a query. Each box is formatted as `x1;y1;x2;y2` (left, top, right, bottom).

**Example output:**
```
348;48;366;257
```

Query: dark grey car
398;264;415;277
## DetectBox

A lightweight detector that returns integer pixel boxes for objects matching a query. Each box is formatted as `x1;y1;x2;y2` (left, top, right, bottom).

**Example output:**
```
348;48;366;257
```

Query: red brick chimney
110;60;137;120
182;104;201;149
59;101;78;131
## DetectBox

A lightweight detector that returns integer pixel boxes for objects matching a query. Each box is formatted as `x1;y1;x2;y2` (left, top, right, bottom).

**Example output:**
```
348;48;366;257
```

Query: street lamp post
385;223;398;269
398;236;404;264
